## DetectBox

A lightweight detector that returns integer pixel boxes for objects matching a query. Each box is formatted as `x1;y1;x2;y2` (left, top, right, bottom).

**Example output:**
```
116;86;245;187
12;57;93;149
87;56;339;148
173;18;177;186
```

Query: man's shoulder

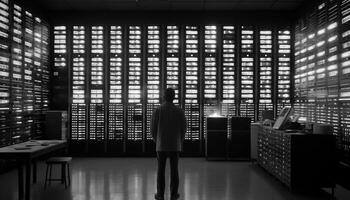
159;103;183;111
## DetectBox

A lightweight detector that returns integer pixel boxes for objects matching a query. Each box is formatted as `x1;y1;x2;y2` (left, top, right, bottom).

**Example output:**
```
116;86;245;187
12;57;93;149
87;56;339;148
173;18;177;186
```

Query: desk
0;140;67;200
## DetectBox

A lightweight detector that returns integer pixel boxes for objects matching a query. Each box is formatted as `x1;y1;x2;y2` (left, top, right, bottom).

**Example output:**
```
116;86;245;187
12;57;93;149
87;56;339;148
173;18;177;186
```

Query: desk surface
0;140;67;159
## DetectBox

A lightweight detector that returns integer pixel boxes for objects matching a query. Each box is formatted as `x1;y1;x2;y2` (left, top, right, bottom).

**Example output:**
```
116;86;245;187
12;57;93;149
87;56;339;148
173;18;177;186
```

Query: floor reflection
0;158;349;200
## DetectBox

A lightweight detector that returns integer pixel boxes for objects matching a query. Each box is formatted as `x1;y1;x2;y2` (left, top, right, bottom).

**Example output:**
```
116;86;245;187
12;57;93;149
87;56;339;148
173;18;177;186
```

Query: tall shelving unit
183;25;201;154
107;25;124;154
0;0;50;148
145;25;161;153
61;24;293;155
294;0;350;164
126;25;143;154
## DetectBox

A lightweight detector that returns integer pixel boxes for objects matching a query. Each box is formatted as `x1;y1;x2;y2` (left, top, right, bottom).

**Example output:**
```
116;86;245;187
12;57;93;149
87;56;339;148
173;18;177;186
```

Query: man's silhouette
151;88;187;200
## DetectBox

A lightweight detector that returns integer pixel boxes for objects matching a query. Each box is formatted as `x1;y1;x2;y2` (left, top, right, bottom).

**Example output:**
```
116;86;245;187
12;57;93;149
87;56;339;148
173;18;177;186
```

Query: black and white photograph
0;0;350;199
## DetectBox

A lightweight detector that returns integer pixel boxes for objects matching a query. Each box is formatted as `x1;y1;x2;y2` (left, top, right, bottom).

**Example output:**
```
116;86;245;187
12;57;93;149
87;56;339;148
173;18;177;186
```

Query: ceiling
28;0;308;11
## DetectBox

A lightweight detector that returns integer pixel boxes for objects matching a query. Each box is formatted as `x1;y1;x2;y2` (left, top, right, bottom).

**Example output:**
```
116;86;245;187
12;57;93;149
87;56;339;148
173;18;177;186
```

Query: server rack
293;0;350;164
202;25;219;151
9;3;20;144
183;25;201;154
107;25;124;154
70;26;87;152
69;25;85;152
165;25;181;105
41;22;50;116
221;25;236;121
33;17;43;138
258;29;273;120
0;0;10;146
315;2;329;125
341;0;350;85
10;4;24;143
144;25;160;153
294;18;305;119
23;11;34;140
0;1;50;148
277;29;291;113
325;0;339;139
306;8;317;124
203;25;218;114
126;25;143;154
240;26;255;121
220;25;236;148
51;24;68;110
89;26;105;153
340;0;350;159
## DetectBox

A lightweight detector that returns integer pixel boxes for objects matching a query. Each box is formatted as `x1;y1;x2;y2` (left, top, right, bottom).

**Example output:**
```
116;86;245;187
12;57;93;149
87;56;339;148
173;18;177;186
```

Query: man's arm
151;108;159;143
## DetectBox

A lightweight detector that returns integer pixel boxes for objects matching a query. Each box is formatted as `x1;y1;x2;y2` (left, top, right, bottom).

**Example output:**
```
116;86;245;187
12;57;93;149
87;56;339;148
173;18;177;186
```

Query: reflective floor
0;158;350;200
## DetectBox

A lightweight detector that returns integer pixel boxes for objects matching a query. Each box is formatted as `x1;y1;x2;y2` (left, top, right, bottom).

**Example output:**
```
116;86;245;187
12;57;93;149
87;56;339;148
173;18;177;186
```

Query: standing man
151;88;187;200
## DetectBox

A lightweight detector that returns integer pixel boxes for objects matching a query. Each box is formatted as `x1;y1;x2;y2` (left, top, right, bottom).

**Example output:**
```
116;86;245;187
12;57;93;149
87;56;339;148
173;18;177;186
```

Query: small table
0;140;67;200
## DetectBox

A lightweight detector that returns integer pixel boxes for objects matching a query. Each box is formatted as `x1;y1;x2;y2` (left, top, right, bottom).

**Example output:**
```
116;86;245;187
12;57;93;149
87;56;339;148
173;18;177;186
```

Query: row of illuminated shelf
55;25;291;108
294;0;350;162
0;0;50;146
53;24;291;141
295;0;350;101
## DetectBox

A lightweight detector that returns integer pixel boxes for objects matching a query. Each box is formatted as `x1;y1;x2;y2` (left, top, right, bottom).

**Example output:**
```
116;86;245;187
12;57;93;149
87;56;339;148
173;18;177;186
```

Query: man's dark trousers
156;151;179;197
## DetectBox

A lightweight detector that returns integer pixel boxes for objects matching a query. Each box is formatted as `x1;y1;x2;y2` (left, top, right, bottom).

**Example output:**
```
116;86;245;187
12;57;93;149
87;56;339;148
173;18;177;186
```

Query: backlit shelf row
1;1;49;145
294;0;350;163
54;25;292;142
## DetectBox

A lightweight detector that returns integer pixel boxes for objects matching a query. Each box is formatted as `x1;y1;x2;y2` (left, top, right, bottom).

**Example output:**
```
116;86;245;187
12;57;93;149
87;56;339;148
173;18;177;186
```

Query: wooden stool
45;157;72;189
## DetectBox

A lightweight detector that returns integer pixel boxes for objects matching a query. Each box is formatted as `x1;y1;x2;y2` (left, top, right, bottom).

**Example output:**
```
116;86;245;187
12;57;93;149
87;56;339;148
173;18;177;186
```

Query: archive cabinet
257;125;336;191
228;117;251;160
205;117;228;160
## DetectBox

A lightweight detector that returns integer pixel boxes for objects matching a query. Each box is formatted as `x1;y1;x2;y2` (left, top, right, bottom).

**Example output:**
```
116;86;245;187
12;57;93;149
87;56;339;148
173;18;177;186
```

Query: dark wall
48;10;295;25
14;0;47;20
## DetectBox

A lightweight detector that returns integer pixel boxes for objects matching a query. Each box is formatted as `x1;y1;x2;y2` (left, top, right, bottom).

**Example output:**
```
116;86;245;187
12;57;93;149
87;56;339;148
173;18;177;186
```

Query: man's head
164;88;175;103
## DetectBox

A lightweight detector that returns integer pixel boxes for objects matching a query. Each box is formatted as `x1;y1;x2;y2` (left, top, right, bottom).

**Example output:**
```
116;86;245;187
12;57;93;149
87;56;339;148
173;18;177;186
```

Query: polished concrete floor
0;158;350;200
